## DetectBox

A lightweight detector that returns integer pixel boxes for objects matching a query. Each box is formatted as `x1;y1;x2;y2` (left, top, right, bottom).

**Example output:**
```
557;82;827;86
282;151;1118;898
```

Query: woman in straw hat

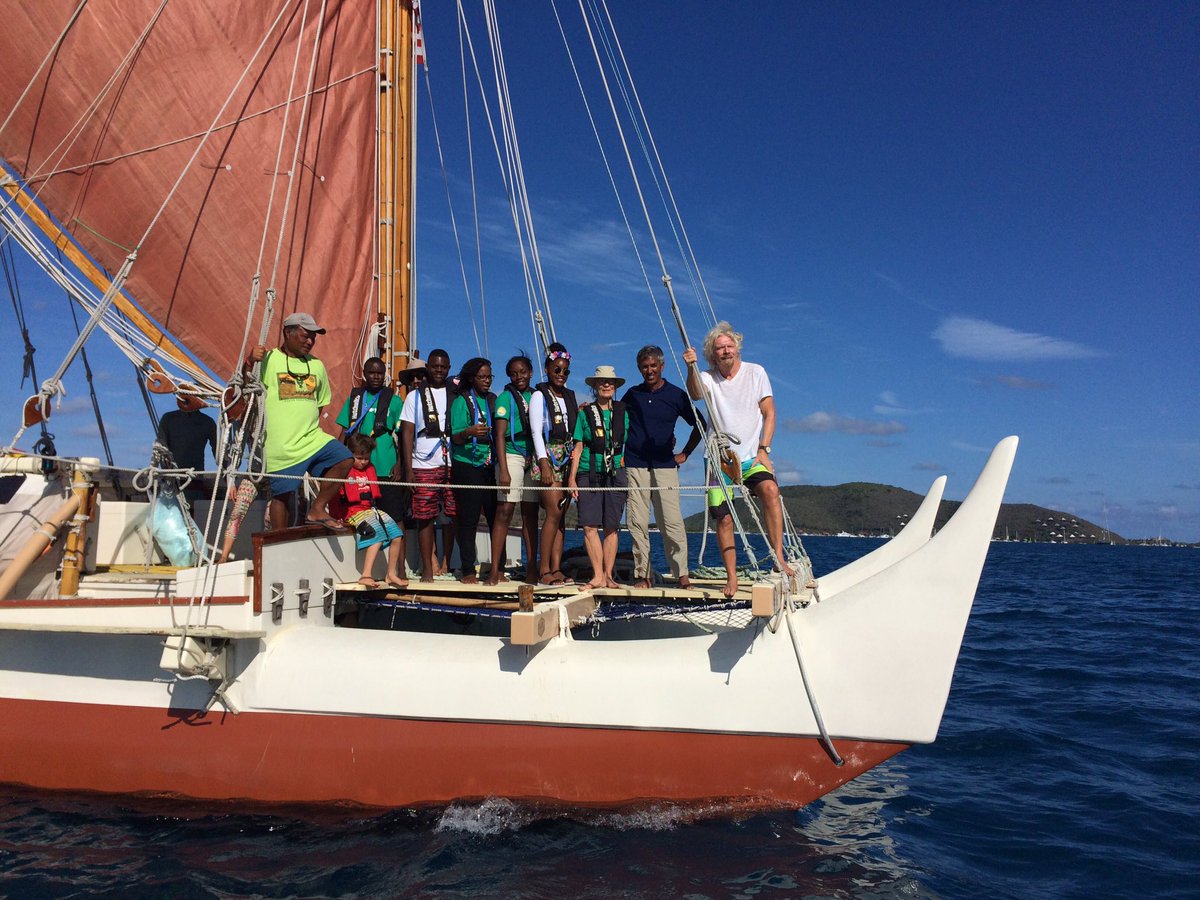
567;365;630;590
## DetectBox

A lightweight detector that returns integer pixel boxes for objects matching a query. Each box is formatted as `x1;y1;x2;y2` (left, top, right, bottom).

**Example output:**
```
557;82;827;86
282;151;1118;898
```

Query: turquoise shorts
707;460;775;519
347;508;403;549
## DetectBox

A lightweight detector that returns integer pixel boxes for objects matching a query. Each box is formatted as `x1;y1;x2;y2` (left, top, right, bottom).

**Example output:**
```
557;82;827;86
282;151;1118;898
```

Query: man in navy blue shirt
621;345;703;588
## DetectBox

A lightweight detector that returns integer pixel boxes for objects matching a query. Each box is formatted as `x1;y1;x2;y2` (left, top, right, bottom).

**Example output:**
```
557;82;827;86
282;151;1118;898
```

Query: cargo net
591;599;754;631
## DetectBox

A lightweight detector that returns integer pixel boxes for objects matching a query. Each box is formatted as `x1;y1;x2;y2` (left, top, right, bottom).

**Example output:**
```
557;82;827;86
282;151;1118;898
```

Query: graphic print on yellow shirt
276;372;318;401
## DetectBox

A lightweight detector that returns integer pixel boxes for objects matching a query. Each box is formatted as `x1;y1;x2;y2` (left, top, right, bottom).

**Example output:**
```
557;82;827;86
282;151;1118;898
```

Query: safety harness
345;387;395;438
464;389;496;465
537;383;578;468
582;401;625;475
414;384;450;465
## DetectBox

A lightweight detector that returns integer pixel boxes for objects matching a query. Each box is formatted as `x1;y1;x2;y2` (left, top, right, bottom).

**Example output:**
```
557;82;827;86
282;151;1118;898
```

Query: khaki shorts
499;452;538;504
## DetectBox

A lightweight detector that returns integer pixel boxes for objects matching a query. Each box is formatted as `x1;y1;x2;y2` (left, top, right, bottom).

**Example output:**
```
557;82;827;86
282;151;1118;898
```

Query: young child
342;433;408;589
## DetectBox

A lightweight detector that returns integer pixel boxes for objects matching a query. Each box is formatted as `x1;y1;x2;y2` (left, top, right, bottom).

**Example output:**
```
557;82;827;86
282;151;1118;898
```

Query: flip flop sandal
308;517;347;532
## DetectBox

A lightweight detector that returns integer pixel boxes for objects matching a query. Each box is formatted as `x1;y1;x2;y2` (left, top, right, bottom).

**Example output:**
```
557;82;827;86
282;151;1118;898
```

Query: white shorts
499;452;537;505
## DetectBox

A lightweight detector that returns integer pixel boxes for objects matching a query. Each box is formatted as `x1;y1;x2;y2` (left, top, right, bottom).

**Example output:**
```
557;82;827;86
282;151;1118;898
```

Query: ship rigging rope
0;0;88;145
480;0;560;350
586;0;721;329
3;70;371;187
15;452;717;496
210;0;331;596
0;1;170;237
4;0;304;457
455;5;539;356
459;16;489;358
547;1;679;367
568;0;772;573
0;200;217;394
420;42;485;356
232;0;323;377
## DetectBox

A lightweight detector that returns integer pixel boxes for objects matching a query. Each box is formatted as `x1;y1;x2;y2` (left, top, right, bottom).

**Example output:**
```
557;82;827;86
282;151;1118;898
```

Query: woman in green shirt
489;353;539;584
449;357;498;583
567;365;630;590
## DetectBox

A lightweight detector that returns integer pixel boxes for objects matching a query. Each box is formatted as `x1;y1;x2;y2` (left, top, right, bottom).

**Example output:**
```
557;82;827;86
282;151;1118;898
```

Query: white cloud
783;412;906;436
991;374;1052;390
933;316;1100;361
873;390;933;416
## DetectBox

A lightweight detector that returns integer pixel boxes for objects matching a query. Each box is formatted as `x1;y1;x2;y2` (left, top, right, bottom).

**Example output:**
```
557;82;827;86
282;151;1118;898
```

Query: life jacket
417;383;448;437
342;467;381;507
464;389;496;465
345;387;395;438
536;383;577;443
582;401;625;474
503;383;532;453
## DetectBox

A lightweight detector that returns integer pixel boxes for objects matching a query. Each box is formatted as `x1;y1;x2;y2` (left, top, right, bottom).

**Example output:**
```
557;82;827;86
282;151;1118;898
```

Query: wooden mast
378;0;417;380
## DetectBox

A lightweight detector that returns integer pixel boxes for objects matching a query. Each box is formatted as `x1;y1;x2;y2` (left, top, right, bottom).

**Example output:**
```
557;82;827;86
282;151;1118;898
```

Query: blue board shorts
347;508;404;549
267;438;353;497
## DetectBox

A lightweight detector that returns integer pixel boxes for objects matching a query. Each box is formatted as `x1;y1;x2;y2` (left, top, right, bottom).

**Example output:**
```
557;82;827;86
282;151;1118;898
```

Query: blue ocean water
1;538;1197;898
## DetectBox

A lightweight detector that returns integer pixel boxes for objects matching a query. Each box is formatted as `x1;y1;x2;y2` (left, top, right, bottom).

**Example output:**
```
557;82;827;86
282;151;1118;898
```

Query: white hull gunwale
0;437;1019;809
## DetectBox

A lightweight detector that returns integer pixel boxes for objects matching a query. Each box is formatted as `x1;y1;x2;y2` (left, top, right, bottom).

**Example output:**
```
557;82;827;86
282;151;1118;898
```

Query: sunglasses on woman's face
550;365;570;374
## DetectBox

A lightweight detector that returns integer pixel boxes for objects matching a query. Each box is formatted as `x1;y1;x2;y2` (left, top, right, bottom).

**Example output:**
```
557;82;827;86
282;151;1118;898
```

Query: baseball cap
282;312;326;334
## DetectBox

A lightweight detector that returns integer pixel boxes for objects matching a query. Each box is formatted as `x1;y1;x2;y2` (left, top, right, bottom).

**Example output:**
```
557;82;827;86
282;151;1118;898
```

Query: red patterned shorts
410;466;457;521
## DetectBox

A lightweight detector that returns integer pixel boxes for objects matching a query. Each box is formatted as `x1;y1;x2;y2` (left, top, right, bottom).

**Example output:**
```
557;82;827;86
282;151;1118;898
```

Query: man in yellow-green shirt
246;312;353;531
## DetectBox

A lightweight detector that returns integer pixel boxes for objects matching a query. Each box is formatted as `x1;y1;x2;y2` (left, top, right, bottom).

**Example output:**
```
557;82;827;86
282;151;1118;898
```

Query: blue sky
3;2;1197;540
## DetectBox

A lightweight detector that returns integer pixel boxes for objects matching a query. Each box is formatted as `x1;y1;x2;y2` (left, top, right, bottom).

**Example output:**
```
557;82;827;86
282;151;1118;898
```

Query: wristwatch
759;444;771;454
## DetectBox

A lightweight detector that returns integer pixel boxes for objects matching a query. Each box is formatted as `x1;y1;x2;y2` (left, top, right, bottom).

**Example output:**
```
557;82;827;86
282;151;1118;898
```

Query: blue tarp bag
150;492;200;566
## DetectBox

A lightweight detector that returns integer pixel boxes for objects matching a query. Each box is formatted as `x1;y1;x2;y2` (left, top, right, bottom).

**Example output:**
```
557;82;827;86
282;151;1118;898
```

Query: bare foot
357;576;382;588
385;576;409;589
722;575;739;598
584;578;606;590
604;576;620;589
678;576;693;590
420;571;434;583
460;573;478;585
631;578;652;590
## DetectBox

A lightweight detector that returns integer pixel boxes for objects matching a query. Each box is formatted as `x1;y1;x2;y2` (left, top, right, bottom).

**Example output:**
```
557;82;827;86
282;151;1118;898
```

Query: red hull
0;697;908;809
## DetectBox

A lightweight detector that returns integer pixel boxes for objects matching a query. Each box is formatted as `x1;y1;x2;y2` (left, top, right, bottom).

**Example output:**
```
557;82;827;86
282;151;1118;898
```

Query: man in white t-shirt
684;321;794;597
399;349;456;581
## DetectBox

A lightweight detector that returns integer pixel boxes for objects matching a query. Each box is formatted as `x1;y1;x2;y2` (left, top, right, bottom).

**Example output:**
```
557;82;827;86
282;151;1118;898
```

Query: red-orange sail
0;0;377;403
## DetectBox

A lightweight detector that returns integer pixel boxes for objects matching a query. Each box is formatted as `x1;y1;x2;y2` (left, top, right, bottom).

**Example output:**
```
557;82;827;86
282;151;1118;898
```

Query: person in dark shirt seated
158;393;218;501
620;345;703;589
